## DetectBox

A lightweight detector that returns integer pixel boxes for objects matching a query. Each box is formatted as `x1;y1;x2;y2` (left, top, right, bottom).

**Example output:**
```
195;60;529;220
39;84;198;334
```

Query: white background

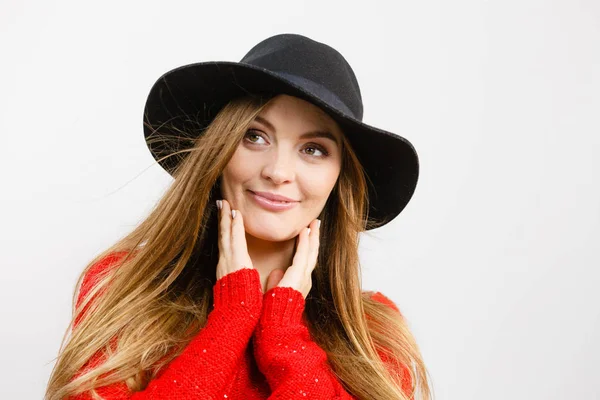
1;1;599;399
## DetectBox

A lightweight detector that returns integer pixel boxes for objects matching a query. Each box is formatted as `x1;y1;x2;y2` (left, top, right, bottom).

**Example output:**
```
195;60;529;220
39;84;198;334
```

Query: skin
219;94;344;294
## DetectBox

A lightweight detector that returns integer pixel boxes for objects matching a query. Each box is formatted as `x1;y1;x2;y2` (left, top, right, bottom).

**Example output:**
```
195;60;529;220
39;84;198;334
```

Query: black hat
143;33;419;230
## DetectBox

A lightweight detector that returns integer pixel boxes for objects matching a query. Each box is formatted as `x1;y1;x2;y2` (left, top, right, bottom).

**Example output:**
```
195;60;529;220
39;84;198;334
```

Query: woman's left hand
266;218;321;299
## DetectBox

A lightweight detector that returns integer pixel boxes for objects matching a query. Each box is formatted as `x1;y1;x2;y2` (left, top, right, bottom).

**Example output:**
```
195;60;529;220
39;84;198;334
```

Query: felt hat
143;33;419;229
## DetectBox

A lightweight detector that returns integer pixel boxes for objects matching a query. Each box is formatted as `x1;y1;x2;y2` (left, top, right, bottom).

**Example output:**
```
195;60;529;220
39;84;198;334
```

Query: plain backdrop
1;0;599;399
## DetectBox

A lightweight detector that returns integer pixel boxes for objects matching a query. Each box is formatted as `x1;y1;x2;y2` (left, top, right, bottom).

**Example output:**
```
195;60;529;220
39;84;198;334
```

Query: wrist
213;268;263;315
258;286;305;327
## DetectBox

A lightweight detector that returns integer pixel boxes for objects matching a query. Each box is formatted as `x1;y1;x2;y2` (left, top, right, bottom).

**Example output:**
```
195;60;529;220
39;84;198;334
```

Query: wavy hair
45;94;432;400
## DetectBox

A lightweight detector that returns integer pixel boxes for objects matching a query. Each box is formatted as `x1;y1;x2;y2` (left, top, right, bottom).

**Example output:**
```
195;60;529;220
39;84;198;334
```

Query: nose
261;148;295;184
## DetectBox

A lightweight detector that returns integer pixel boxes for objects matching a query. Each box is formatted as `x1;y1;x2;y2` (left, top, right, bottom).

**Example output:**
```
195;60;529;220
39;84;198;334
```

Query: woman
46;33;431;399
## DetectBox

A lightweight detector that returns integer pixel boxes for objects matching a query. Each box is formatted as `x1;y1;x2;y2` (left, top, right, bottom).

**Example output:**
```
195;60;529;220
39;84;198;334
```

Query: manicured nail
231;209;237;219
216;200;222;210
307;227;311;235
316;219;321;229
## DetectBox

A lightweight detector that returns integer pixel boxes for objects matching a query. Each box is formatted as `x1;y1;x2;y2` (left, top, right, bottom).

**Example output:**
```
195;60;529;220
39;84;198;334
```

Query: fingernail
307;227;311;235
317;219;321;229
231;209;237;219
216;200;222;210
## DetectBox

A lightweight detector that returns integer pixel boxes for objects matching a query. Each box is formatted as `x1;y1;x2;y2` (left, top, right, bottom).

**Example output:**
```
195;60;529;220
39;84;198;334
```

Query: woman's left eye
303;145;329;157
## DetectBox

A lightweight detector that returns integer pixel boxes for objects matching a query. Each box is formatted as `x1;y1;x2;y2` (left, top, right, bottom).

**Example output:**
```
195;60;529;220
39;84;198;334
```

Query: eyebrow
254;116;340;147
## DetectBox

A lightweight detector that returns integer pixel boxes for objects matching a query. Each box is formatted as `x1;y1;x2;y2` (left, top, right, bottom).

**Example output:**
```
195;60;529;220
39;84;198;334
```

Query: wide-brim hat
143;33;419;230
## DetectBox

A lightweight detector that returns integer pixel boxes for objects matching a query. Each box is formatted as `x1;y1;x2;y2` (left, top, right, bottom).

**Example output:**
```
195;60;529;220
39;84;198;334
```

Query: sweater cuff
259;286;306;327
213;268;263;312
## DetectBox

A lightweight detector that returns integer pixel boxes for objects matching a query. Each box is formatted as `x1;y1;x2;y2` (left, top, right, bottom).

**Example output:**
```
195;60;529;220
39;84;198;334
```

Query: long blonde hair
46;94;432;399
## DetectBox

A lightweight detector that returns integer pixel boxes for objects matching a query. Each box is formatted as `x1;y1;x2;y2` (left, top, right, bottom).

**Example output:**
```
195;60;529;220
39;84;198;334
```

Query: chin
247;226;297;242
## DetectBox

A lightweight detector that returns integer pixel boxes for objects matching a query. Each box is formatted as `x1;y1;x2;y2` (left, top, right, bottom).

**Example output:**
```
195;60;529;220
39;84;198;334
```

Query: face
220;94;343;242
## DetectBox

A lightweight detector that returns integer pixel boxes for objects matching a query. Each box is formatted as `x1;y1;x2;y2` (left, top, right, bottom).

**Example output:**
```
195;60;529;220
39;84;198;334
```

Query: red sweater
70;252;412;399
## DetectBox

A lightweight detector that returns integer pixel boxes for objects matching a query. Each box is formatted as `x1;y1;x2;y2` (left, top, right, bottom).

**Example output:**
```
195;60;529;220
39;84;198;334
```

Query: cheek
222;148;254;186
302;166;340;204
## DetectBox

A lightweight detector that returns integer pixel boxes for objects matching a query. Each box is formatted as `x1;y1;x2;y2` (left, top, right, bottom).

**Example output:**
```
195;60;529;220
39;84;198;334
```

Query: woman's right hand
215;199;255;281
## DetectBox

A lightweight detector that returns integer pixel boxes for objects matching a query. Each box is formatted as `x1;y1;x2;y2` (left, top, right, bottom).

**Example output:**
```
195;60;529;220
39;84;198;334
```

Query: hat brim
143;61;419;229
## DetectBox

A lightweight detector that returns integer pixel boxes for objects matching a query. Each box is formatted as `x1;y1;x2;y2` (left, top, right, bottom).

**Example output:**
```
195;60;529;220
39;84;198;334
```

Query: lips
248;190;299;211
249;190;298;203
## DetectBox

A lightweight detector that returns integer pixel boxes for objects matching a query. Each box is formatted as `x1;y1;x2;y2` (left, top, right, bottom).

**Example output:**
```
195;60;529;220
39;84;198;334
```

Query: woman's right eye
244;130;266;144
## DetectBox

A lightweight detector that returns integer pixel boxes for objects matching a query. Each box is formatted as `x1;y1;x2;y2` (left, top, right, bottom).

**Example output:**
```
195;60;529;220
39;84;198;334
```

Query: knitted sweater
69;252;412;399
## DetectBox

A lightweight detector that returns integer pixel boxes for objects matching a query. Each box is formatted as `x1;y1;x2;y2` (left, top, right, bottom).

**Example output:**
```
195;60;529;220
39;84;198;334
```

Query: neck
245;232;296;293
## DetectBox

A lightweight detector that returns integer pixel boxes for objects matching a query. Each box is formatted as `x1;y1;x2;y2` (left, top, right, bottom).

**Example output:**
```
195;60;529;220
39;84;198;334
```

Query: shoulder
74;251;130;327
82;251;129;284
363;290;402;315
77;251;130;306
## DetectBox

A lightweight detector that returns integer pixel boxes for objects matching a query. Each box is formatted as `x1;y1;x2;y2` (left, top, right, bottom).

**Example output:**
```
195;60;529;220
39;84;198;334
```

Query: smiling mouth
247;190;299;211
249;191;298;203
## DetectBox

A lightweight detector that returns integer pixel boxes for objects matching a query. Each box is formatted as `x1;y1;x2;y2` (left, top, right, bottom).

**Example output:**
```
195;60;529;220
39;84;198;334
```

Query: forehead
257;94;343;137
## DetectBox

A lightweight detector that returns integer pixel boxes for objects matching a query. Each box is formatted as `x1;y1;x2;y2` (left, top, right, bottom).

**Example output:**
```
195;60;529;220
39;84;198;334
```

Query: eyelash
244;130;330;157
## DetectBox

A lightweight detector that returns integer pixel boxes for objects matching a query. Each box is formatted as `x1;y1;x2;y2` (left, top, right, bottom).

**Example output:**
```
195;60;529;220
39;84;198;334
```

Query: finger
307;219;321;272
219;199;232;256
230;208;251;269
216;200;223;255
266;269;285;292
290;226;311;271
